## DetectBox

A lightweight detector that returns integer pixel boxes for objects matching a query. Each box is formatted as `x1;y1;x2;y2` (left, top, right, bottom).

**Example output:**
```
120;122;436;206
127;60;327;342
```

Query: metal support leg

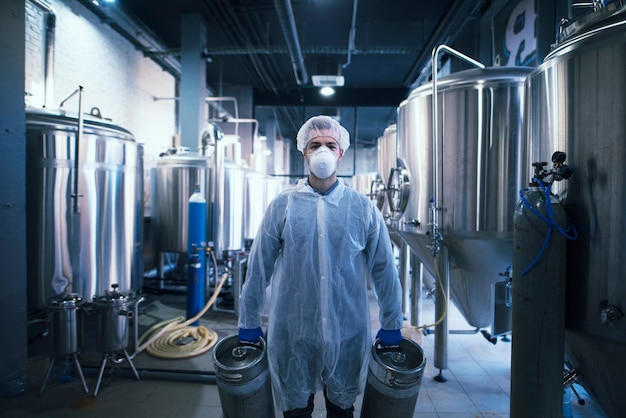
71;354;89;394
123;349;141;381
93;354;110;397
434;247;449;382
93;351;141;397
38;357;56;396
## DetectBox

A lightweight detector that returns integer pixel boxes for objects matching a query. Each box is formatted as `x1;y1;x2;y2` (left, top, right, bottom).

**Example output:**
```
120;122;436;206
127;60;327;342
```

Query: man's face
304;135;344;164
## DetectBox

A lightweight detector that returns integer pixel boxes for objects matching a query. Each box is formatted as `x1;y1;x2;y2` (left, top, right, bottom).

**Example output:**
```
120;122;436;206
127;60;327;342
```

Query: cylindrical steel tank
377;124;398;187
46;293;84;357
525;3;626;415
361;337;426;418
243;170;284;243
93;284;138;354
216;159;245;256
26;109;142;309
212;334;275;418
150;151;213;254
396;67;532;328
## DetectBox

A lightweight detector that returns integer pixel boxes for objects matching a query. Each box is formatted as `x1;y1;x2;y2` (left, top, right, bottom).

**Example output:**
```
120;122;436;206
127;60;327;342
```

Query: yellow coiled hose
137;272;229;359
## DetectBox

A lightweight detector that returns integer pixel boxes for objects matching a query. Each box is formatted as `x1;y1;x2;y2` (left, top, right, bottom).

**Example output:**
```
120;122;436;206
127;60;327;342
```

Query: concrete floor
0;288;608;417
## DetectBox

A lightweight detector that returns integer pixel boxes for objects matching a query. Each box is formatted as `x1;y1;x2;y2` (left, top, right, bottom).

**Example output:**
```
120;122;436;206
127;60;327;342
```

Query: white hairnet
296;115;350;152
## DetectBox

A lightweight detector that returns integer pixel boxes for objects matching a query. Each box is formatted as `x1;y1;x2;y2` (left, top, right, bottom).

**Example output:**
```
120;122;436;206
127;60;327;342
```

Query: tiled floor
1;289;608;418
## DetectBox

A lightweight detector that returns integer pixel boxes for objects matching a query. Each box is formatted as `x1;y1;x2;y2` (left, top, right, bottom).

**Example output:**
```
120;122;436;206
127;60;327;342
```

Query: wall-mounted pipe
403;0;487;88
59;86;85;214
341;0;359;69
28;0;56;108
75;0;181;77
273;0;309;85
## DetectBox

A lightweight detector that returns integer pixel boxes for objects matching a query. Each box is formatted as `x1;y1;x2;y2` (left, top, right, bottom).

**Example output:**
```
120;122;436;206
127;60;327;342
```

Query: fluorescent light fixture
312;75;345;87
320;86;335;96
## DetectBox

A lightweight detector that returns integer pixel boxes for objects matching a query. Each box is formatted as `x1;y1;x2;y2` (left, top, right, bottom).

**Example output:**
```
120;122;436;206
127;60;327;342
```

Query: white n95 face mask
309;146;337;179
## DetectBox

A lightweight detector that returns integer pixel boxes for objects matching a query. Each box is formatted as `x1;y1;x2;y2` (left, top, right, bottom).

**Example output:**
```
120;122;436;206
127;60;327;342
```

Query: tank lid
558;1;626;43
407;66;534;99
25;107;135;139
46;293;83;309
156;148;212;165
93;284;134;305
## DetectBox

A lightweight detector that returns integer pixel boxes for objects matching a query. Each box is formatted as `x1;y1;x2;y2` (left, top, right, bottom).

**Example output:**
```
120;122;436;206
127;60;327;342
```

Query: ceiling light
320;86;335;96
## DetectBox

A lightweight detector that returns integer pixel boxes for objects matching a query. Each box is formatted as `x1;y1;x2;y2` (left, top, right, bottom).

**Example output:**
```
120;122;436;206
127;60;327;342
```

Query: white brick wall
25;0;177;162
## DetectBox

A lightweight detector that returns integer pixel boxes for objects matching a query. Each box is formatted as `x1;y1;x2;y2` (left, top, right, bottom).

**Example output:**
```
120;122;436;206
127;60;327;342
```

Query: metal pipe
28;0;56;108
273;0;308;85
341;0;359;69
82;365;217;383
59;86;85;214
431;45;484;252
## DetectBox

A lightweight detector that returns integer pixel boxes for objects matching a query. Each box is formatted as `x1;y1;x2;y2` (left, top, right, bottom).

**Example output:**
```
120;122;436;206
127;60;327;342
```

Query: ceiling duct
273;0;309;85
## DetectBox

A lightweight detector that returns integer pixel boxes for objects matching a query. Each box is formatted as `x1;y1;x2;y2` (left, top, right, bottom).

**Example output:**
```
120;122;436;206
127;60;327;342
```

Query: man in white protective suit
238;115;403;418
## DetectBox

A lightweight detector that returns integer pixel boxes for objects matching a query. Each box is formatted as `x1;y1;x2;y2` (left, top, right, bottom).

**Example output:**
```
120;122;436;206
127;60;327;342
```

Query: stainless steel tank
46;293;84;357
397;67;532;328
377;124;398;188
150;150;213;254
93;284;138;354
217;159;245;256
243;171;285;243
26;109;142;309
376;124;399;218
525;3;626;415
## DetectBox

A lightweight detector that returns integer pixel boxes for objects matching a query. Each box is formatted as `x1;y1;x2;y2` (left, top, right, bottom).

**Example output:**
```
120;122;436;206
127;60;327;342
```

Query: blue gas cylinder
187;184;206;324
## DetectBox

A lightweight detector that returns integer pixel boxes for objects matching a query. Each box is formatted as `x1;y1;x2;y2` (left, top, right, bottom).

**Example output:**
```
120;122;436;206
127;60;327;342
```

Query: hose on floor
137;271;229;359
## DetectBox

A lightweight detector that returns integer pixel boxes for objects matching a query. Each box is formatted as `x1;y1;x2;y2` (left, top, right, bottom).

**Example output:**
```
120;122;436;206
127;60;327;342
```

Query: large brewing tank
377;124;398;189
525;3;626;415
376;124;399;219
26;108;142;310
216;158;245;256
150;151;213;254
396;67;532;328
243;169;284;244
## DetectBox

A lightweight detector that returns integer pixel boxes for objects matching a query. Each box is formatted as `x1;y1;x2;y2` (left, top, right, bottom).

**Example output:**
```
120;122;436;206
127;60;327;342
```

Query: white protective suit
238;178;403;411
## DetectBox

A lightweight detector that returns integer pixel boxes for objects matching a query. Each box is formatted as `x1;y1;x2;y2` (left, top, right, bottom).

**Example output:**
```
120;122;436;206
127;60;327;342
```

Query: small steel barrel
361;337;426;418
212;334;274;418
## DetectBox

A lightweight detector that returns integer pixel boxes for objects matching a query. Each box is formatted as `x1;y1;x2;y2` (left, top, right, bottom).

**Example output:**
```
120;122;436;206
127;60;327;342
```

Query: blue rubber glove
376;329;402;347
238;327;264;344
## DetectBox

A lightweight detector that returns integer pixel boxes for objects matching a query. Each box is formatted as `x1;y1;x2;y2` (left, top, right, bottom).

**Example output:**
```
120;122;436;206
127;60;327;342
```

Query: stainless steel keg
46;293;84;357
212;334;275;418
93;284;138;353
361;337;426;418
